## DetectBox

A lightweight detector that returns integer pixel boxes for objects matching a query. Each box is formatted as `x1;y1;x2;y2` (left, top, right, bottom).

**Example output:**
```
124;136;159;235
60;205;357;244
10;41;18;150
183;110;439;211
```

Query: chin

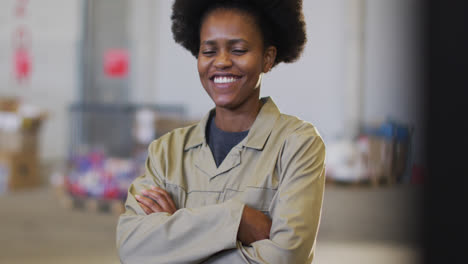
213;98;237;109
208;89;259;110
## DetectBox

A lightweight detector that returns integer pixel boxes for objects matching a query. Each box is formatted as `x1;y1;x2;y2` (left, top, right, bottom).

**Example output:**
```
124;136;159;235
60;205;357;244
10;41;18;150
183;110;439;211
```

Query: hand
237;205;272;245
135;186;177;215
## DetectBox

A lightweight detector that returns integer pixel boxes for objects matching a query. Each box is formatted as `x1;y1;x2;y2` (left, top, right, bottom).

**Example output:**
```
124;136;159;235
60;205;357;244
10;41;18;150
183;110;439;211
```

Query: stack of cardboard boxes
0;97;46;193
325;119;412;187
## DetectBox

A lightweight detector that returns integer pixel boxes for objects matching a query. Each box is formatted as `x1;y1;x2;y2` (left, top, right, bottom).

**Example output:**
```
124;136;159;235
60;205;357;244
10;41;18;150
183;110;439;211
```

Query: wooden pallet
55;187;125;215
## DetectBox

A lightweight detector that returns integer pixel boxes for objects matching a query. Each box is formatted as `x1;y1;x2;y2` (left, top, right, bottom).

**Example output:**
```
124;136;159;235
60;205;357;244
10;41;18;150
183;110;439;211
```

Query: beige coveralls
117;97;326;264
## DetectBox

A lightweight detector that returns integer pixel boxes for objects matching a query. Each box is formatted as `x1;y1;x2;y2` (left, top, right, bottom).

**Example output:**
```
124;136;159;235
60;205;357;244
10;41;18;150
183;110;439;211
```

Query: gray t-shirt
206;113;249;167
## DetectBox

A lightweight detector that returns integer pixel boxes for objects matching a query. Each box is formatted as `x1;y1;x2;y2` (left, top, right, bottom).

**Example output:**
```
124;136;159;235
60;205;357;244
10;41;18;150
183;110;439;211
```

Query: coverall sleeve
205;128;326;264
116;142;245;264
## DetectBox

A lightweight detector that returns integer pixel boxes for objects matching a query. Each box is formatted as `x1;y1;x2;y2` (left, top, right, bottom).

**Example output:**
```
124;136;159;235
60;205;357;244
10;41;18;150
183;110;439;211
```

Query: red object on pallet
104;187;120;199
69;183;87;197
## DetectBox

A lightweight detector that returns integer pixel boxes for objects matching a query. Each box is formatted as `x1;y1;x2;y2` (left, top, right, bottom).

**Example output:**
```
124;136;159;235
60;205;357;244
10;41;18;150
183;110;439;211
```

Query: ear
263;46;277;73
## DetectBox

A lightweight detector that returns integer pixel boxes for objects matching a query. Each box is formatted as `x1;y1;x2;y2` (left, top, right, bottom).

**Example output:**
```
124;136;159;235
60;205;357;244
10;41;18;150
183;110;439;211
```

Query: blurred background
0;0;425;263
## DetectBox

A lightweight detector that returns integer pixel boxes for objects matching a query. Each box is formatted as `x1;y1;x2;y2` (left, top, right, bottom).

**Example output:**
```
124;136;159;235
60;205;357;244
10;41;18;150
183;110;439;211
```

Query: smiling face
198;8;276;112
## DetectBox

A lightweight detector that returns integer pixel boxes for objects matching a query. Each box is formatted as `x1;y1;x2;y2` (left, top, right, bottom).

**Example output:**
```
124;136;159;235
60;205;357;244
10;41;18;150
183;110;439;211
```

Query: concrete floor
315;184;422;263
0;181;423;264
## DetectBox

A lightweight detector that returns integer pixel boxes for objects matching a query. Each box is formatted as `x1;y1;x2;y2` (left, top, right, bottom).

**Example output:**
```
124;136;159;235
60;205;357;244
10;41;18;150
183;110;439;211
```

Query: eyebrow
201;38;248;46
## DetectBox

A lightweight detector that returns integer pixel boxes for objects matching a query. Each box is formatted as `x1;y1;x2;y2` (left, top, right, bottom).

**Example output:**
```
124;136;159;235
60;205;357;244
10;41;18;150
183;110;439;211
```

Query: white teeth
214;76;237;84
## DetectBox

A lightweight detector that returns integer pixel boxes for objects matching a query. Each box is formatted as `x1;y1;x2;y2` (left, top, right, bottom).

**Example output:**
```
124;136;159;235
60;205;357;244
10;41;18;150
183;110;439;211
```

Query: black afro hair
171;0;307;67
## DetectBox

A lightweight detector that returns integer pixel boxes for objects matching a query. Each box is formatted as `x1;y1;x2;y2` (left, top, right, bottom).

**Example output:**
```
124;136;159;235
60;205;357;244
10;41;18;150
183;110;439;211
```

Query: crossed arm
136;186;272;246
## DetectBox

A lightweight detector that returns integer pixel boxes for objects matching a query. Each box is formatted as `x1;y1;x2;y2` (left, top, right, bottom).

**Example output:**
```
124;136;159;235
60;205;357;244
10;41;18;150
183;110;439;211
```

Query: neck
214;98;262;132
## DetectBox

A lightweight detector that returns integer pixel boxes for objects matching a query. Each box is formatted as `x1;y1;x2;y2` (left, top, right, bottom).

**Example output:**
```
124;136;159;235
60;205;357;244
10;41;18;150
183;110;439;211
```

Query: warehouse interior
0;0;426;263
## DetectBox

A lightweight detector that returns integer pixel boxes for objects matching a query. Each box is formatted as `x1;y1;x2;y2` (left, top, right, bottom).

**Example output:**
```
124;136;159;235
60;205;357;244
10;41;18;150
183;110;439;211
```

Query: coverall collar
184;96;280;151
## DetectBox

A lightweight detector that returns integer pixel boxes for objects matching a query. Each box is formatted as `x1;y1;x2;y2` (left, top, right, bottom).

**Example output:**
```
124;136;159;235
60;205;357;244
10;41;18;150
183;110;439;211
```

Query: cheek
197;61;203;76
245;53;264;71
241;60;264;80
197;58;208;76
197;60;211;91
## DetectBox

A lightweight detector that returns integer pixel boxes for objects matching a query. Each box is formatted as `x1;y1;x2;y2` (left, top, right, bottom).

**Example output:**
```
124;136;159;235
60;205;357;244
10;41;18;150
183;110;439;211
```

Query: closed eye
201;50;216;56
232;49;247;55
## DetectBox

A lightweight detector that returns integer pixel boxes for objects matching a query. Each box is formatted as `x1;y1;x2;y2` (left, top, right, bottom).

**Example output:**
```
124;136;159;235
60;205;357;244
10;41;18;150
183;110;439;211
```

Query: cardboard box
0;97;46;193
367;136;393;184
0;152;40;192
0;97;45;154
0;97;20;112
367;136;410;185
0;130;38;154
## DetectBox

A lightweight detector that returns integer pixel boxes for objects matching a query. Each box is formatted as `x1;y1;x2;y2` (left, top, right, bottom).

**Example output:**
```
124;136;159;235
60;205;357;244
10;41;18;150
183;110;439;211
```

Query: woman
117;0;326;263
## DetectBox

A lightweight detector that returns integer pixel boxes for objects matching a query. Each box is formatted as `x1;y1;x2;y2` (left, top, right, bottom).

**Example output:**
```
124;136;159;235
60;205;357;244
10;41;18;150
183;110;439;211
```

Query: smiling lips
212;74;241;84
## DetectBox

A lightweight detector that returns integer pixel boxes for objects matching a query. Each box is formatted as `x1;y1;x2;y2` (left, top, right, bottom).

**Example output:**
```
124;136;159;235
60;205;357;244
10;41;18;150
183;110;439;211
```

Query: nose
214;50;232;69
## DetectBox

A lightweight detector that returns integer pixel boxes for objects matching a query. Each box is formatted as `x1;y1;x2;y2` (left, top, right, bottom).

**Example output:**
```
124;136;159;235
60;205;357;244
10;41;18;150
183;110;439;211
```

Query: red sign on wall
103;49;129;78
12;0;31;84
14;48;31;81
12;26;32;83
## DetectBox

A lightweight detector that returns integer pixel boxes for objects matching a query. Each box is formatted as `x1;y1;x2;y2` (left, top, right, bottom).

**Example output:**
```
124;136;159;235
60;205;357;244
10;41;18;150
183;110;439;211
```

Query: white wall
363;0;424;163
0;0;82;161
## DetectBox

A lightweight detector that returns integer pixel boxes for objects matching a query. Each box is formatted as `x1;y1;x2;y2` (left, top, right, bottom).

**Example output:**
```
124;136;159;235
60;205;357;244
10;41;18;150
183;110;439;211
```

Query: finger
138;194;163;212
151;186;177;212
135;194;162;212
138;202;152;215
146;190;176;214
142;190;174;214
151;186;177;210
